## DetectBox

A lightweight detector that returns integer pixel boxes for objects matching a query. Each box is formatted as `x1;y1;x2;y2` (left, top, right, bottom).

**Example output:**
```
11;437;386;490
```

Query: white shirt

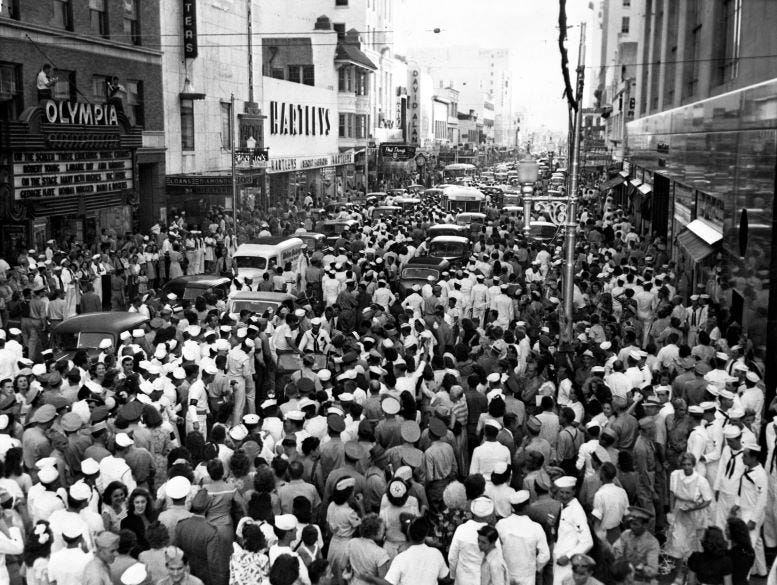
47;547;93;585
0;349;18;381
470;441;511;481
495;514;550;585
604;372;632;400
592;483;629;530
737;464;767;525
386;544;449;585
554;498;593;561
448;519;490;585
0;525;23;585
48;509;93;552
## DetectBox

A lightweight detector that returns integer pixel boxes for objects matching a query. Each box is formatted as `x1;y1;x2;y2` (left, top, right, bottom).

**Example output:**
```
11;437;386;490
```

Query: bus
441;186;485;213
443;163;477;182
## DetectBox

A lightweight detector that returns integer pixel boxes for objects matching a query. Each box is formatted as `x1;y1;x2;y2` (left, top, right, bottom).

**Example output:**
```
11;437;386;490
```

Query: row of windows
2;0;140;44
338;67;369;96
181;101;236;152
0;62;144;126
268;65;315;87
338;113;368;139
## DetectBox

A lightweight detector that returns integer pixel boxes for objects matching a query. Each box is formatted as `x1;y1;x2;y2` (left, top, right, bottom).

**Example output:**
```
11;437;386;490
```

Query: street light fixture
517;158;539;236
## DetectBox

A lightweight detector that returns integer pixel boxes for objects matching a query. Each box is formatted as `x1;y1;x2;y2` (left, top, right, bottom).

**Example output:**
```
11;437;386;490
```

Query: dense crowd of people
0;167;774;585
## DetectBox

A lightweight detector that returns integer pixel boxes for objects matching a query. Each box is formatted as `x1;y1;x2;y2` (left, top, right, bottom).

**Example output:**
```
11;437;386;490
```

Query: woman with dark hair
346;514;389;585
228;449;254;496
120;487;156;551
4;447;31;496
379;479;419;559
397;391;417;424
476;395;506;436
23;521;52;585
269;553;300;585
101;481;129;532
138;521;172;583
230;522;270;585
726;517;754;585
686;526;733;585
326;478;363;582
204;458;246;542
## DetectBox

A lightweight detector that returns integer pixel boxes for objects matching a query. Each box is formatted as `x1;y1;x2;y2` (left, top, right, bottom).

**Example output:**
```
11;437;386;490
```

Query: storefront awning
629;178;642;187
600;175;626;191
335;43;377;70
676;228;716;263
638;183;652;195
618;170;629;178
687;219;723;245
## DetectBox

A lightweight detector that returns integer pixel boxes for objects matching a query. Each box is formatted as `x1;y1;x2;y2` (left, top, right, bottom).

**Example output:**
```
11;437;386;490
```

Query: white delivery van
233;237;305;280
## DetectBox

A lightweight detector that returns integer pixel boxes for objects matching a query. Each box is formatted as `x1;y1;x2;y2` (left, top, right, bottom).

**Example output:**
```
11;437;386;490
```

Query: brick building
0;0;165;253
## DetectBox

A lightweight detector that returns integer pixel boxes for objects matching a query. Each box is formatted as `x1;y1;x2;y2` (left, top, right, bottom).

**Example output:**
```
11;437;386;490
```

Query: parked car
428;235;471;268
50;312;149;362
397;257;450;297
529;221;562;243
227;291;298;318
371;206;402;220
163;275;232;301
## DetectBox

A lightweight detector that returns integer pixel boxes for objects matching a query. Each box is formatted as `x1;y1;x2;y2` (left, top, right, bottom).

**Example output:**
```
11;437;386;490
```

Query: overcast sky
395;0;594;133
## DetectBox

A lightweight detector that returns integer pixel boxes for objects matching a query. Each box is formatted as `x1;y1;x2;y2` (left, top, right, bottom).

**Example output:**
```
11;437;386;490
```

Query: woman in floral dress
326;478;363;582
230;522;270;585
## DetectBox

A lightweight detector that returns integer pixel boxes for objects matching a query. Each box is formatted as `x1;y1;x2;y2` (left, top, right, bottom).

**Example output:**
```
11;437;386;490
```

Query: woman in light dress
168;243;184;279
665;452;713;576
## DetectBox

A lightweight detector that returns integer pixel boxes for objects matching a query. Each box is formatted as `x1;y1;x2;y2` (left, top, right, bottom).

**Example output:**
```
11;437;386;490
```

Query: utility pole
563;22;586;344
230;93;237;229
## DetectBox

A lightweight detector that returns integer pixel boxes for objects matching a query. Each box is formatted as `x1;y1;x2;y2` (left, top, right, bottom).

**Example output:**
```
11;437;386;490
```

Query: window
89;0;108;36
684;0;701;98
1;0;20;19
92;75;109;101
53;70;74;100
346;113;353;137
180;99;195;150
220;102;232;149
621;17;630;33
333;23;346;39
288;65;315;86
125;80;144;126
338;67;352;92
123;0;140;45
339;113;346;137
718;0;742;84
356;115;367;138
623;0;630;5
0;63;23;121
52;0;73;30
271;68;284;80
356;70;368;96
335;0;348;5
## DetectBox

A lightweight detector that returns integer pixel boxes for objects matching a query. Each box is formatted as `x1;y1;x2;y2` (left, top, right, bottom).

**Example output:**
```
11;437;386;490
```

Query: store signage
166;174;252;187
44;100;118;126
234;148;269;169
12;150;133;200
380;143;416;160
183;0;198;58
267;152;353;174
407;69;420;144
269;101;331;136
333;152;354;165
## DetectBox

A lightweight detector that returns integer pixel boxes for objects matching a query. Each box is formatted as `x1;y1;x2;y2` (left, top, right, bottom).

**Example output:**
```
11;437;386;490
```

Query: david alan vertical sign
183;0;198;58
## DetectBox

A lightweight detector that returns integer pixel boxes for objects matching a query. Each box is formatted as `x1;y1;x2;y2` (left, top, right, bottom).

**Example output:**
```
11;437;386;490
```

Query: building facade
162;0;266;224
0;0;165;252
626;0;777;394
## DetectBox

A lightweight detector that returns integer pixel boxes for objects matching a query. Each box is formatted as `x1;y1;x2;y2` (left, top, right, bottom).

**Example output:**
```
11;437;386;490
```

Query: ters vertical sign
183;0;198;58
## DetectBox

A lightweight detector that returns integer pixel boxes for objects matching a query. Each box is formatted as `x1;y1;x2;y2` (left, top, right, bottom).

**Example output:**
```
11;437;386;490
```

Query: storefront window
0;63;23;121
181;99;195;150
92;75;109;101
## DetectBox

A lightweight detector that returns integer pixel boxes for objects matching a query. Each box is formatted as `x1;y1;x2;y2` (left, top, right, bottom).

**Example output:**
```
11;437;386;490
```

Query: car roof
52;312;148;335
430;235;469;244
166;276;231;287
249;236;293;245
429;224;463;230
230;291;297;302
235;238;304;253
406;256;449;267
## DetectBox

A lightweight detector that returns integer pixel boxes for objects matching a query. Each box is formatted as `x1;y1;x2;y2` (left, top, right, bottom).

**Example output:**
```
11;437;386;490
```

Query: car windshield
322;224;345;235
429;242;466;257
402;268;439;280
429;228;460;237
77;332;112;349
234;256;267;269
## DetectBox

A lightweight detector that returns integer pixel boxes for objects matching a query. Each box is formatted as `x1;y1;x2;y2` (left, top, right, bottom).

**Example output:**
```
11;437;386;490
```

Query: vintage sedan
50;312;149;361
397;256;450;297
162;276;232;301
226;291;298;318
427;235;471;268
